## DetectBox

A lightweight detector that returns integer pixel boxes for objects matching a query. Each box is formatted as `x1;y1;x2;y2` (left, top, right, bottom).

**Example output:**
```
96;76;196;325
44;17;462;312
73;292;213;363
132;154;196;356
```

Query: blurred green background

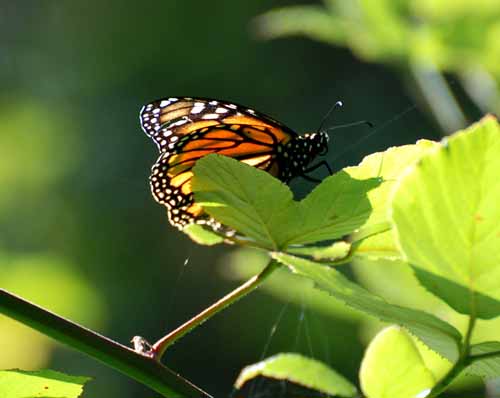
1;1;498;397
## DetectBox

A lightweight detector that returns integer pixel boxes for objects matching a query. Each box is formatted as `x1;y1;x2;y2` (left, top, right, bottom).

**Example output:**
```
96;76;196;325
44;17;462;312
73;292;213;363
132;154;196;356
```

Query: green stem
469;350;500;362
410;61;467;134
0;289;211;398
153;259;280;359
428;313;477;397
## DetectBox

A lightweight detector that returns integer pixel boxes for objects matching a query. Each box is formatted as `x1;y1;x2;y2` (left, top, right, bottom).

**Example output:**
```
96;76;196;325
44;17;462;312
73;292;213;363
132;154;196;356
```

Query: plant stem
469;350;500;362
0;289;211;398
153;259;280;359
428;313;477;397
410;61;467;134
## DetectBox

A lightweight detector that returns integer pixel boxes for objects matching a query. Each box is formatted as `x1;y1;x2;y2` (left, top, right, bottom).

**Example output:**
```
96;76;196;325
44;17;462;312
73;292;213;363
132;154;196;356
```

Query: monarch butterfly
140;97;330;230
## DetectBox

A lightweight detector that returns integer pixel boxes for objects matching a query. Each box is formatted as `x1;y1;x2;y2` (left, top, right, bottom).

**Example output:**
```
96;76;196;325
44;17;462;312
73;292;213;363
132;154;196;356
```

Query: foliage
359;326;435;398
3;2;499;398
392;116;500;319
235;353;356;397
254;0;500;132
0;369;90;398
190;116;499;397
254;0;500;78
2;111;499;397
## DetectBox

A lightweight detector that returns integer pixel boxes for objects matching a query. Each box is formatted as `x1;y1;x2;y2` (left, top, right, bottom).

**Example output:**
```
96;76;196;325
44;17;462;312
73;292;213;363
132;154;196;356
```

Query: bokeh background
1;1;499;397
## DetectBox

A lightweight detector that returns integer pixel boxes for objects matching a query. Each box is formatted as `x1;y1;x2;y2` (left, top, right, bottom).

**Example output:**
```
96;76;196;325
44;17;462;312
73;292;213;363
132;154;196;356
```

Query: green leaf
192;154;294;250
360;326;435;398
256;1;500;82
235;353;357;397
0;369;90;398
287;240;351;262
467;341;500;378
282;170;381;246
253;6;347;44
192;155;380;249
346;140;439;260
391;116;500;319
182;224;224;246
273;252;462;362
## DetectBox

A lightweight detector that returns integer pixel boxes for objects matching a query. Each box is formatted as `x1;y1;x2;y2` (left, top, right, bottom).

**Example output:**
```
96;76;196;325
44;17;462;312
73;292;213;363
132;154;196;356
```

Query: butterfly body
140;97;329;230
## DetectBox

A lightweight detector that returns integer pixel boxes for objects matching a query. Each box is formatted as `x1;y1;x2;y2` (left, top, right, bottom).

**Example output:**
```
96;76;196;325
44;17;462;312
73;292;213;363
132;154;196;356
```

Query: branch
0;289;212;398
152;259;280;359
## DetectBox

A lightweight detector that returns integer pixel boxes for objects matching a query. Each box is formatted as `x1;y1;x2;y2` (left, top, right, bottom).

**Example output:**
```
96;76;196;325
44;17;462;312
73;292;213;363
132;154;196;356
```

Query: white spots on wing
171;119;188;127
163;130;172;137
215;107;228;114
191;102;205;114
246;108;256;114
209;100;218;105
201;113;220;120
152;108;160;115
170;136;179;142
226;104;237;109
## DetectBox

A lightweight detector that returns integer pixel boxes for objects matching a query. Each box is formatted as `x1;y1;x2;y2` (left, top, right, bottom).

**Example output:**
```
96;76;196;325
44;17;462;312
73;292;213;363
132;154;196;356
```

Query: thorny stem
152;259;280;360
0;288;211;398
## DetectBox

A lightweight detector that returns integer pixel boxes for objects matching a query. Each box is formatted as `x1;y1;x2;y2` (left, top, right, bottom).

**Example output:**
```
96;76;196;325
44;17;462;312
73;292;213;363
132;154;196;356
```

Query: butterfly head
301;131;330;157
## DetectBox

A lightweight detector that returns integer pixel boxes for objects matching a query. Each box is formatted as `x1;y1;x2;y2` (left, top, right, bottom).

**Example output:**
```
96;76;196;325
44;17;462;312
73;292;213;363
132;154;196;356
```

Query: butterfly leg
298;161;333;182
300;174;322;183
303;160;333;175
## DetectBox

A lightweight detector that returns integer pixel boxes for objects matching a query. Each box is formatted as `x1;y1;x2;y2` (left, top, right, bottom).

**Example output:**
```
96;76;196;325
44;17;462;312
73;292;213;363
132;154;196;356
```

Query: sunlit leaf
287;240;351;262
360;326;435;398
391;116;500;319
192;154;294;249
254;6;346;44
235;353;357;397
347;140;439;259
192;155;380;249
273;252;462;362
183;224;225;246
0;369;90;398
467;341;500;378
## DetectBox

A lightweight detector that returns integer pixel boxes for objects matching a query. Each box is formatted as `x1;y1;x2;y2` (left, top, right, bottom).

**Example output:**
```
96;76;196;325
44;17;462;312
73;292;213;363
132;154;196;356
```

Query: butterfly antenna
332;105;416;162
317;101;343;134
324;120;374;132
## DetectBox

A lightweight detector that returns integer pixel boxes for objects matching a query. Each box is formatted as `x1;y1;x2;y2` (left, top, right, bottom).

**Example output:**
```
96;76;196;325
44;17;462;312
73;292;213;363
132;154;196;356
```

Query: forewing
139;97;297;153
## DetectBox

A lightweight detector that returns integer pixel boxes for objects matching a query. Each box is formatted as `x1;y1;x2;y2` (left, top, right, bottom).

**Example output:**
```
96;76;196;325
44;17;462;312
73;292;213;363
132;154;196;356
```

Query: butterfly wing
140;97;298;229
139;97;297;152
